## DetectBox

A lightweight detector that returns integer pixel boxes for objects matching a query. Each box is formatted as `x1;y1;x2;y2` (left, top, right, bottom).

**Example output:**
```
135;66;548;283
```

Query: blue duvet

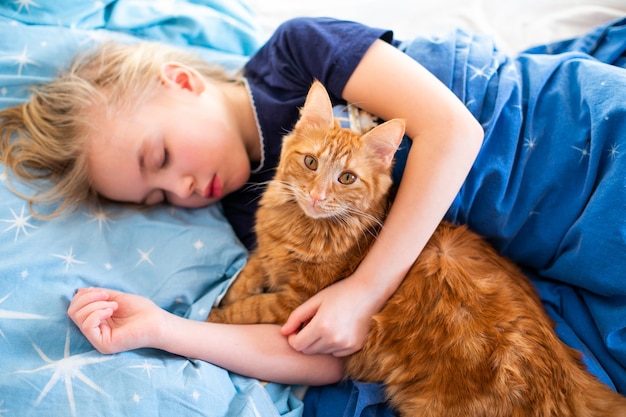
305;17;626;417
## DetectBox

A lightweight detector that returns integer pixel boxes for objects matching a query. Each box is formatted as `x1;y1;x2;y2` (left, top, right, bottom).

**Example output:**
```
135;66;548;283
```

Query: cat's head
275;80;405;224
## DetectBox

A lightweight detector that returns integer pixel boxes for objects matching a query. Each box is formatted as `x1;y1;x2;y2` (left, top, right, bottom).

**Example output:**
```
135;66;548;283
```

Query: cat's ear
361;119;406;166
296;80;335;129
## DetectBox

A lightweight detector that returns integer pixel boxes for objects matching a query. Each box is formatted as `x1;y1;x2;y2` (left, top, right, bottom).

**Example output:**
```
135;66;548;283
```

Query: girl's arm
281;39;484;356
68;287;344;385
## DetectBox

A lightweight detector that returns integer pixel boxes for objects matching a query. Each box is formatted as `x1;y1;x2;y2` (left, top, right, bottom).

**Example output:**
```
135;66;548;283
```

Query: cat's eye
338;172;357;185
304;155;318;170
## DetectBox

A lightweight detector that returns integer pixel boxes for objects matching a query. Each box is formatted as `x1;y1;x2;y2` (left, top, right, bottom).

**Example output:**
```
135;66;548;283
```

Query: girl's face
88;67;253;208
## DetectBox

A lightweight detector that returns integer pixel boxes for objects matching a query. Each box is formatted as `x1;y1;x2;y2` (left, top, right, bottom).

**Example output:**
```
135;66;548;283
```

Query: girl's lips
204;175;223;199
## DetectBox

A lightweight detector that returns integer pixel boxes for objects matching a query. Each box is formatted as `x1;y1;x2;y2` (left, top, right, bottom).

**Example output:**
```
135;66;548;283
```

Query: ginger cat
207;81;626;416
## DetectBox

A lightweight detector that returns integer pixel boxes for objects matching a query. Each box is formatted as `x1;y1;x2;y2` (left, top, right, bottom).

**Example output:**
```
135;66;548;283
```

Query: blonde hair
0;41;240;218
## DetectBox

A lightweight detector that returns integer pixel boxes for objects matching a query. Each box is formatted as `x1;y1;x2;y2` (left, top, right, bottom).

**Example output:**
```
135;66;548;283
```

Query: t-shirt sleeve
228;18;393;250
244;17;393;102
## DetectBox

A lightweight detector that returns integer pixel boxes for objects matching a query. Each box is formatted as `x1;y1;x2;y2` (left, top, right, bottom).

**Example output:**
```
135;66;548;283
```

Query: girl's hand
67;287;165;354
69;289;345;385
280;276;377;357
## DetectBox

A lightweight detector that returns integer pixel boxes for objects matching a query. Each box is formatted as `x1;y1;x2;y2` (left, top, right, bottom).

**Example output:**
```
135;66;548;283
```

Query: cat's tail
581;388;626;417
570;365;626;417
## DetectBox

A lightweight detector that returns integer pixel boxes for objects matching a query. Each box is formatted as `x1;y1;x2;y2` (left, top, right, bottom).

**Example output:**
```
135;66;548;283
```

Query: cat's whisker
242;180;299;205
341;205;385;229
241;181;271;193
327;210;379;246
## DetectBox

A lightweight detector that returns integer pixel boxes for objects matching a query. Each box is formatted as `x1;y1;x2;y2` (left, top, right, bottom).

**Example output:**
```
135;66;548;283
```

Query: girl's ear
160;63;205;95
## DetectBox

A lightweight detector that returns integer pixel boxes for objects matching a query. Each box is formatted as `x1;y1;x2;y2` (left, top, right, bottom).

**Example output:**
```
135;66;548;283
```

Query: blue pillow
0;0;261;109
0;1;304;416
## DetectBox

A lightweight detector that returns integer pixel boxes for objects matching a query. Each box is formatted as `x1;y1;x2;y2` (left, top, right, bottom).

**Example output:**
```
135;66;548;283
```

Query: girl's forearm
342;39;484;308
355;122;482;308
156;310;344;385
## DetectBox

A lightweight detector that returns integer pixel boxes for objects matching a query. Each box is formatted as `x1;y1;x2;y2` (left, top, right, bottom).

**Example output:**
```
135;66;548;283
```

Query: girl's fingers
68;287;109;315
328;347;356;358
286;321;324;353
281;298;320;337
68;288;118;326
82;307;114;334
289;334;319;355
72;300;118;324
81;309;117;353
288;320;357;356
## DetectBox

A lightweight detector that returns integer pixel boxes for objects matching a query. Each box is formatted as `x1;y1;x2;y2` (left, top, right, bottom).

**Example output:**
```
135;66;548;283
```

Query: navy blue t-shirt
221;17;393;249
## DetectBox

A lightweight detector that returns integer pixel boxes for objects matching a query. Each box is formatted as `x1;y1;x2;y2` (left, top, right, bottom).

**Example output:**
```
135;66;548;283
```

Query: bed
1;1;625;416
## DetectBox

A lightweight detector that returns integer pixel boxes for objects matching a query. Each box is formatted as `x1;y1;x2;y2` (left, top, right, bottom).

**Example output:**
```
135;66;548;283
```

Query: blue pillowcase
0;0;261;108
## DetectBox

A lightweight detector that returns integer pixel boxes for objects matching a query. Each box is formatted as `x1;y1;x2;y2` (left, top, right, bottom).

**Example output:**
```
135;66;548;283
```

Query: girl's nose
171;175;195;199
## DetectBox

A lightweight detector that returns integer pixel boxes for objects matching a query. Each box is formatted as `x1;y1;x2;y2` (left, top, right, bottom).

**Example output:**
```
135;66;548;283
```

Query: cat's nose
310;188;326;207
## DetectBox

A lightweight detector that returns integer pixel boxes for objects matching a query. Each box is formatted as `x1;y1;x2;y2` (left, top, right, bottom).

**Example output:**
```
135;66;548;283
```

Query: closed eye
161;147;170;169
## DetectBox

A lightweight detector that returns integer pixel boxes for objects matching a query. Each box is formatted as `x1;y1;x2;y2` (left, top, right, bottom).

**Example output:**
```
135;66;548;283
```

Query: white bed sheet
244;0;626;53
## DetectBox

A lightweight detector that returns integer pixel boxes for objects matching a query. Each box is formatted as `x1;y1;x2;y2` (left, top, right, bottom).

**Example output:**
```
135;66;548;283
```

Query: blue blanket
304;17;626;417
0;1;309;416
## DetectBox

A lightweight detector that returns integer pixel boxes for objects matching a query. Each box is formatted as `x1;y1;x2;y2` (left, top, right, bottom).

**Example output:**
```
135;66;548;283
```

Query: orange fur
207;81;626;416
